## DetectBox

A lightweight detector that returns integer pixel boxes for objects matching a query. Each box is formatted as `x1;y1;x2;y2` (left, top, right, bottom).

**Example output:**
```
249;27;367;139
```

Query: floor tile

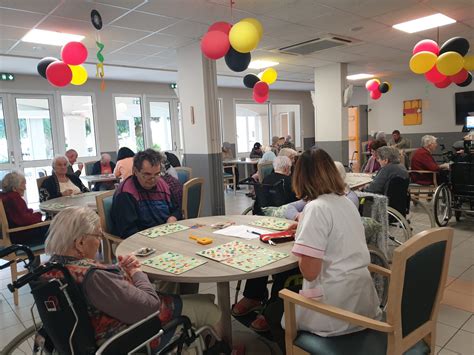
461;315;474;333
438;348;461;355
436;322;459;347
0;323;27;348
447;279;474;296
0;310;22;330
444;330;474;354
437;305;472;328
458;267;474;282
442;290;474;313
448;264;470;279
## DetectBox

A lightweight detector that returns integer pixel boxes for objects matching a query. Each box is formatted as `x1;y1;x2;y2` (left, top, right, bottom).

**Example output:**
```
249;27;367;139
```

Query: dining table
223;158;260;182
39;191;104;214
345;172;374;190
80;174;119;190
116;214;298;345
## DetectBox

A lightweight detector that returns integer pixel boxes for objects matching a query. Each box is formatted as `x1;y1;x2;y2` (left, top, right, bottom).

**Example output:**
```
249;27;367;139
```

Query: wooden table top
39;191;103;213
116;215;298;283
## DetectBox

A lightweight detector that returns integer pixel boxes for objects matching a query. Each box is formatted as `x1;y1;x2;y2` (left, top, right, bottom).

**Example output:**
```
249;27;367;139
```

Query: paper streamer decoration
91;9;106;91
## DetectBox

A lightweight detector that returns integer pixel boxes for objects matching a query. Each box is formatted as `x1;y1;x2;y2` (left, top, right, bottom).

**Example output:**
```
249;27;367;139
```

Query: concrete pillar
314;63;348;164
177;42;224;216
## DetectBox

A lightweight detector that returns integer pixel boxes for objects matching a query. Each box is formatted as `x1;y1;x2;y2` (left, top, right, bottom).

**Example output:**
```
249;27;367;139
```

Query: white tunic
59;179;81;195
287;193;382;337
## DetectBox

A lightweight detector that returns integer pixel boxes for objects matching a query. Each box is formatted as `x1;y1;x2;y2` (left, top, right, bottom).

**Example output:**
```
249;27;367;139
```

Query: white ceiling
0;0;473;90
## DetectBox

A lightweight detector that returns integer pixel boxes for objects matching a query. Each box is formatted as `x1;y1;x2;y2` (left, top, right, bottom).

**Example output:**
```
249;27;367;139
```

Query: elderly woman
363;139;387;173
364;146;409;195
44;207;222;349
91;153;116;191
0;172;48;244
39;156;89;202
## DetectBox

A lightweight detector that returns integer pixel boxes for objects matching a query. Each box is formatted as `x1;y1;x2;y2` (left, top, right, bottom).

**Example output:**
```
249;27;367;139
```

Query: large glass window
115;96;144;152
15;98;54;161
0;98;8;163
61;95;97;157
149;101;172;151
235;103;269;153
270;104;301;148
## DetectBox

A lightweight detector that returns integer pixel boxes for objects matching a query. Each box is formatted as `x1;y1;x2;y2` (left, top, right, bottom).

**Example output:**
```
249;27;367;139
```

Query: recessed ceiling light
248;60;279;70
346;73;374;81
393;13;456;34
22;29;85;46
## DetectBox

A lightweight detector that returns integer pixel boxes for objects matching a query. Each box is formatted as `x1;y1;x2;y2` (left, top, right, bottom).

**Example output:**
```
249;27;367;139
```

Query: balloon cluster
243;68;278;103
409;37;473;88
37;42;88;87
365;78;391;100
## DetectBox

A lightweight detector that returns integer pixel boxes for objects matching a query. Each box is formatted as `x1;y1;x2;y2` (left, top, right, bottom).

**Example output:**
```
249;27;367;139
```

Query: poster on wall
403;99;422;125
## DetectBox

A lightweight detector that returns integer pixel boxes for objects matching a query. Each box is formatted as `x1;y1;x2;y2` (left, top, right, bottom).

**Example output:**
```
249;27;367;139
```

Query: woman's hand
286;222;298;232
118;254;142;277
62;189;74;196
167;216;178;223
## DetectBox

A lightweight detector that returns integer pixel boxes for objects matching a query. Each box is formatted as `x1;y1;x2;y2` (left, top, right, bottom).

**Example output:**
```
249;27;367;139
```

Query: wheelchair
0;245;228;355
433;159;474;226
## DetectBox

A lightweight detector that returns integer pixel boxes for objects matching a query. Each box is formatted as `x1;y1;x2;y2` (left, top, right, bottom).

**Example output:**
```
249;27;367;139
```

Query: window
235;103;269;153
0;98;8;163
149;101;172;151
115;96;144;152
270;104;301;148
61;95;97;157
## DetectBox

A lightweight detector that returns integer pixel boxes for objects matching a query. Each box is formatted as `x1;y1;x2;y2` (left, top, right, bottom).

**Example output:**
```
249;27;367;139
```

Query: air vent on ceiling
279;36;354;56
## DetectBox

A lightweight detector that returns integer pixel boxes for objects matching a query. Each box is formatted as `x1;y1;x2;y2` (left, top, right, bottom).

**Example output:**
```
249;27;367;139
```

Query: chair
408;170;438;202
223;164;237;194
0;200;49;305
182;178;204;220
280;227;453;355
36;176;47;191
175;167;193;185
96;191;122;264
257;162;274;181
84;161;96;176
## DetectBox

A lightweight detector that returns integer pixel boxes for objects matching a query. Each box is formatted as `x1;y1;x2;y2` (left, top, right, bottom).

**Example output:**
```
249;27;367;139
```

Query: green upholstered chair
175;167;192;185
182;177;204;219
96;190;122;263
280;227;453;355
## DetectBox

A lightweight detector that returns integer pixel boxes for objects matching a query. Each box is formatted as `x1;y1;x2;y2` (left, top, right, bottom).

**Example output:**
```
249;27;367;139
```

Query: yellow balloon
241;17;263;41
436;51;464;76
261;68;277;85
69;65;88;85
374;78;381;84
464;55;474;71
229;21;259;53
409;51;437;74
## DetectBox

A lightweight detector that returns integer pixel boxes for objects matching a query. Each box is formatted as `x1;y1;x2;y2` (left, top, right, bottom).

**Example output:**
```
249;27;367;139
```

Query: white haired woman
44;207;222;350
0;171;48;245
39;155;88;202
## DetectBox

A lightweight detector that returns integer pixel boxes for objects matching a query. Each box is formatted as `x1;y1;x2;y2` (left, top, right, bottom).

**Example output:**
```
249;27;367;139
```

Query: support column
314;63;348;164
177;42;224;216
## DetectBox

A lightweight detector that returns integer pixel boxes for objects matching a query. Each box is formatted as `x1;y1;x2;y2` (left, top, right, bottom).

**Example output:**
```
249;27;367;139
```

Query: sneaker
250;315;270;332
231;298;262;316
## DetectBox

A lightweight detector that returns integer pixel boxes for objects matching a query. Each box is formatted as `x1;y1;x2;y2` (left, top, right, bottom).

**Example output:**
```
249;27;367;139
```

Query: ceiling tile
111;11;177;32
315;0;421;18
7;41;61;58
38;16;93;37
135;55;175;68
0;0;61;14
0;8;45;27
0;25;30;40
81;39;129;54
266;1;335;27
0;39;17;52
309;49;367;62
106;52;148;65
373;3;436;27
51;2;128;26
153;49;177;59
95;0;145;9
207;0;293;15
100;25;152;43
114;42;166;56
426;0;474;21
138;33;194;48
160;20;209;39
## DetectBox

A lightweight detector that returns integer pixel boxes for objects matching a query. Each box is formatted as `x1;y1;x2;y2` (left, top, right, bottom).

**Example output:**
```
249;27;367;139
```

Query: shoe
250;315;270;332
236;186;241;190
231;298;262;316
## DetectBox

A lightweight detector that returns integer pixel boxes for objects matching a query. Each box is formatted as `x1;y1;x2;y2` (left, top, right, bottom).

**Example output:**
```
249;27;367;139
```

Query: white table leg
217;281;232;346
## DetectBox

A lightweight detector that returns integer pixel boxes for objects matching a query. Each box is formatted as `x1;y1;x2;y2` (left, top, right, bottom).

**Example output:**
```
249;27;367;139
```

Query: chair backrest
175;167;192;185
84;161;95;176
37;176;48;190
0;199;10;244
182;177;204;219
385;176;410;217
253;179;290;215
386;227;453;352
96;191;115;234
257;162;274;181
451;161;474;196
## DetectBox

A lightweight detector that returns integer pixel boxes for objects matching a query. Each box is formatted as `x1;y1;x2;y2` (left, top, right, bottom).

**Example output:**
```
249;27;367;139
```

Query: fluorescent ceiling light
248;60;279;70
346;73;374;81
22;29;85;46
393;13;456;33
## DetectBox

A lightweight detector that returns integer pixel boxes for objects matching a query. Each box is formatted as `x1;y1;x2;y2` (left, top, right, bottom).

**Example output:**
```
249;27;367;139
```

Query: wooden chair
257;161;274;182
182;178;204;219
280;227;453;355
0;200;49;305
408;170;438;202
175;167;193;185
96;191;122;264
223;164;237;195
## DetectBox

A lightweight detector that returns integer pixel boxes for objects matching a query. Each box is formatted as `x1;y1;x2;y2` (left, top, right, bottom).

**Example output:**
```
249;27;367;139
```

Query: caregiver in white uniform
287;148;382;336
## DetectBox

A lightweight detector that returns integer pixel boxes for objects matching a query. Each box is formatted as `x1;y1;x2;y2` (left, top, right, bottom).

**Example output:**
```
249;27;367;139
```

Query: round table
116;215;298;345
39;191;104;214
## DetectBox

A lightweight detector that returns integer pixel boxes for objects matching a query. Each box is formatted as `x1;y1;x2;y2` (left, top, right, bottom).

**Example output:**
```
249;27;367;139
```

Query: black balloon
91;9;103;30
243;74;259;88
456;72;472;87
37;57;58;79
225;46;251;72
378;82;389;93
439;37;470;56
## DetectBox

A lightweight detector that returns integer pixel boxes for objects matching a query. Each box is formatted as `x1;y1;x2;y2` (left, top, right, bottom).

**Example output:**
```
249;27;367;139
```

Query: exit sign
0;73;14;81
170;83;177;89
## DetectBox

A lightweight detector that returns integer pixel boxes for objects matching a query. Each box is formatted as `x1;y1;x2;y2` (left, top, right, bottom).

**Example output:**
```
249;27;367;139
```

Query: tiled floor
0;192;472;354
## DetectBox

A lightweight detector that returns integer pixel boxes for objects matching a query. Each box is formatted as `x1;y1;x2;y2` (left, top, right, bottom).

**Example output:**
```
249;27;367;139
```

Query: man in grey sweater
364;146;408;195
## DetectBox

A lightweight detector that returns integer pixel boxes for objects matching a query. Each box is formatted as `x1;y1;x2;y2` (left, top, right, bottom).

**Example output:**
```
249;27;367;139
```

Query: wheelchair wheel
1;324;44;355
368;246;389;310
387;207;412;246
434;184;452;227
241;206;253;215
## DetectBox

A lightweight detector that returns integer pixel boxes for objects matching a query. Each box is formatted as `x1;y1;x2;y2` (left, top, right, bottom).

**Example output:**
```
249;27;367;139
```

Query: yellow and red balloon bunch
365;78;391;100
243;68;278;103
409;37;473;88
37;41;88;87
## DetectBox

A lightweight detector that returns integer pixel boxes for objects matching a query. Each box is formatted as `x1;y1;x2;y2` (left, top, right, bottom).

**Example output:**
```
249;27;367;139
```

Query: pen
247;230;261;236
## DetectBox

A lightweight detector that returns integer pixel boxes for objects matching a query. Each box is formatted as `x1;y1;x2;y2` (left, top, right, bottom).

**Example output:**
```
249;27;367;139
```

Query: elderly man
91;153;116;191
65;149;83;176
364;146;409;194
111;149;181;239
410;135;450;185
281;135;296;150
389;130;411;149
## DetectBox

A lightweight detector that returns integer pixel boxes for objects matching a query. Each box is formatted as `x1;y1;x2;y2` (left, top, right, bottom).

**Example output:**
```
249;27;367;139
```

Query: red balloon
424;66;447;83
449;69;469;84
46;61;72;87
413;39;439;55
61;41;88;65
208;21;232;35
370;89;381;100
254;81;269;97
201;31;230;60
253;91;268;103
434;77;451;88
366;79;379;91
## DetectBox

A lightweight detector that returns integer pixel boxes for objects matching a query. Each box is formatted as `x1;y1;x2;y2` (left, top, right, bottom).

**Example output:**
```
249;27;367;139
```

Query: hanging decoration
91;9;106;91
409;37;473;88
365;78;391;100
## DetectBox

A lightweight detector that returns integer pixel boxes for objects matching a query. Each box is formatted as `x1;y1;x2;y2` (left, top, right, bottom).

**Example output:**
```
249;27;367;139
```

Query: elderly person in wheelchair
44;207;223;352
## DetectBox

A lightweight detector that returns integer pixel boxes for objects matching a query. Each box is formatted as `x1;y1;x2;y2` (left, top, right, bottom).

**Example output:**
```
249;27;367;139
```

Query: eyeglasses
86;231;104;240
136;171;161;180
